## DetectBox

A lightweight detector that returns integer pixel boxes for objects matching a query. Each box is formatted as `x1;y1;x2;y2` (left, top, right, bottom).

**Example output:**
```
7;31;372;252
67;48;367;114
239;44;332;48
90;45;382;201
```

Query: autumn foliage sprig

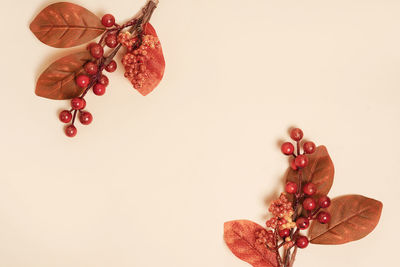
30;0;165;137
224;128;382;267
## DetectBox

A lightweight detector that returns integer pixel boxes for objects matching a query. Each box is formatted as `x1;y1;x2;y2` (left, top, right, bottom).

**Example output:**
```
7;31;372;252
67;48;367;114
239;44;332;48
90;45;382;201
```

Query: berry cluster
58;14;145;137
282;128;331;249
257;128;332;252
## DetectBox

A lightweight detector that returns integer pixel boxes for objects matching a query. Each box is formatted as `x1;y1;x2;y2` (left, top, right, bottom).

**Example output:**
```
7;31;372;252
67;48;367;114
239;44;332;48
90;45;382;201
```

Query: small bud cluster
119;32;161;89
255;229;276;249
266;193;296;230
255;128;333;252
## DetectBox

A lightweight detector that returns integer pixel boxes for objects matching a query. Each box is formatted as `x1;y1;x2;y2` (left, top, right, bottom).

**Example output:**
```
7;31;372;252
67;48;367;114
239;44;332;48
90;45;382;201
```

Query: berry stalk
60;0;159;137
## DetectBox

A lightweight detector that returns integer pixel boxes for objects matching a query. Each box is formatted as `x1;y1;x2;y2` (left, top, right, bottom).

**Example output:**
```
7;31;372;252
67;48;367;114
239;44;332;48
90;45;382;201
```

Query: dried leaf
224;220;278;267
286;146;334;198
309;195;383;244
136;23;165;96
30;2;105;48
36;51;92;100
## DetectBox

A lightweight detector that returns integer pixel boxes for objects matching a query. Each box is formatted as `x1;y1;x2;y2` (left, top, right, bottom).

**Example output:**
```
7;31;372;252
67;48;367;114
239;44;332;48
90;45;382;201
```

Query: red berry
294;155;308;168
79;111;93;125
290;128;303;141
93;83;106;96
303;182;317;196
296;236;309;248
101;14;115;27
76;75;90;88
285;182;297;194
279;228;290;238
87;42;96;51
71;97;86;110
98;75;109;86
318;196;331;208
105;60;117;72
303;197;316;211
290;159;297;170
317;211;331;224
59;110;72;123
65;125;77;137
84;62;98;75
296;217;310;230
303;141;316;154
90;44;104;59
281;142;294;155
105;34;118;48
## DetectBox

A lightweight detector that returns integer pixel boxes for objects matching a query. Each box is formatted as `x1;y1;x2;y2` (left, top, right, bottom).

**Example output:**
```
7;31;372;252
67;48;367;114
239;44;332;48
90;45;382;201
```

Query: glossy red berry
79;111;93;125
71;97;86;110
290;128;303;141
281;142;294;155
285;182;297;194
98;75;109;86
317;211;331;224
279;228;290;238
87;42;96;51
303;197;316;211
296;236;309;248
318;196;331;208
290;159;297;170
90;44;104;59
101;14;115;27
303;141;316;154
65;125;77;137
303;182;317;196
59;110;72;123
93;83;106;96
296;217;310;230
84;62;98;75
76;75;90;88
105;34;118;48
294;155;308;168
105;60;117;72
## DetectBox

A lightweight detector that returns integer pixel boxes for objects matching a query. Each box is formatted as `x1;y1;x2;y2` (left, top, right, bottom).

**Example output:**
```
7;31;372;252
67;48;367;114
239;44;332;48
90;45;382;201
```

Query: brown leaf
30;2;105;48
286;146;334;198
309;195;383;244
224;220;278;267
36;51;92;100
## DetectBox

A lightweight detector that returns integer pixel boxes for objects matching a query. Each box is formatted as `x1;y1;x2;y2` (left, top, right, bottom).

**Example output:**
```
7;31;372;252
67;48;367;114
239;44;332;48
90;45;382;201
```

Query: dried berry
285;182;297;194
79;111;93;125
71;97;86;110
296;236;309;248
296;217;310;230
59;110;72;123
281;142;295;155
317;211;331;224
303;182;317;196
65;125;77;137
295;154;308;168
318;196;331;208
303;197;316;211
290;128;303;141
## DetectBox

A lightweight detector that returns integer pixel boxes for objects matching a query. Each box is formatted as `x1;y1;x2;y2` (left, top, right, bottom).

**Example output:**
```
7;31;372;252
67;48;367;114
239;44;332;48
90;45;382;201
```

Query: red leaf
286;146;334;198
30;2;105;48
309;195;383;244
136;23;165;96
224;220;278;267
36;51;92;100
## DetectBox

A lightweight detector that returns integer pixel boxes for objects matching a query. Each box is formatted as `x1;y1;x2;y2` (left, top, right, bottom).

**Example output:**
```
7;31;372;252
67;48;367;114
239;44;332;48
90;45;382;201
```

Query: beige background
0;0;398;266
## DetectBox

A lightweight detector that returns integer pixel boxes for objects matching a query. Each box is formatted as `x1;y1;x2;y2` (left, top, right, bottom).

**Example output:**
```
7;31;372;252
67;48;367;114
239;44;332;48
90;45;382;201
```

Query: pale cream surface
0;0;398;266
